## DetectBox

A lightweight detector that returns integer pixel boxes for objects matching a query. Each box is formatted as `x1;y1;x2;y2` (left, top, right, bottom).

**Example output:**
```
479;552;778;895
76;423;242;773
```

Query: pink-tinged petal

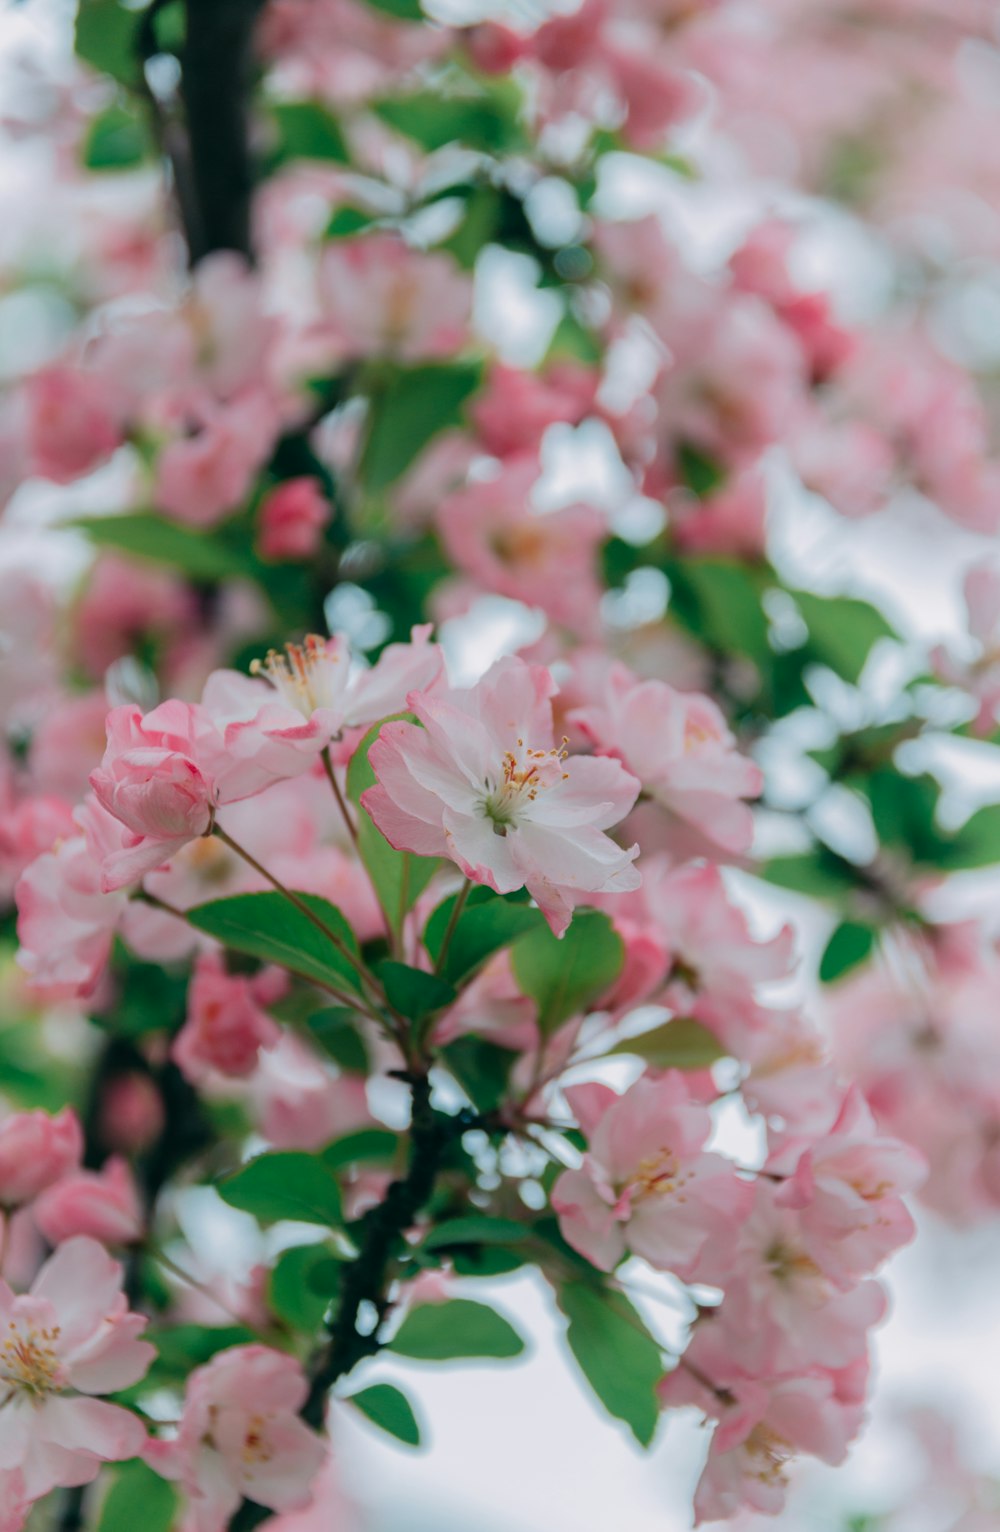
31;1238;123;1351
35;1397;146;1462
441;807;520;893
551;1168;624;1271
563;1083;619;1139
359;784;448;859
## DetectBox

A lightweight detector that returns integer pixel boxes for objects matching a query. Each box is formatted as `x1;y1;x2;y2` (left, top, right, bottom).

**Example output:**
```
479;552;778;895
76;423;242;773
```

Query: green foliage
676;442;727;499
360;362;483;491
389;1298;525;1360
219;1151;344;1227
186;891;365;998
439;1037;519;1113
608;1017;726;1069
96;1460;179;1532
790;590;897;685
361;0;423;16
268;1243;340;1330
347;720;440;940
760;849;863;901
326;205;377;239
374;80;524;156
819;921;876;983
937;803;1000;870
75;0;140;85
305;1007;371;1073
511;910;623;1035
559;1283;663;1447
270;101;349;164
321;1128;399;1170
73;513;252;582
663;555;772;674
96;948;188;1039
420;1216;526;1251
347;1383;423;1445
424;888;544;984
83;105;152;170
377;960;456;1021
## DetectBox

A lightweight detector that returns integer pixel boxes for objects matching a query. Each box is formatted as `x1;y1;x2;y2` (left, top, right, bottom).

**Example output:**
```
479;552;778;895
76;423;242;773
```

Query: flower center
241;1414;275;1469
481;739;569;836
0;1322;62;1398
629;1147;689;1202
251;635;340;717
745;1424;794;1486
764;1240;822;1283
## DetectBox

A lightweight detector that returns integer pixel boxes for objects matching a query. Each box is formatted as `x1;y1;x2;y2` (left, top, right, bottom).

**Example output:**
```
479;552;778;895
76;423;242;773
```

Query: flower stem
321;745;397;956
433;878;472;977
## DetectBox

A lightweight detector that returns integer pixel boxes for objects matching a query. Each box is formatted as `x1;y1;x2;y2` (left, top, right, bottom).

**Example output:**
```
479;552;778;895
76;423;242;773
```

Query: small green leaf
75;0;139;85
677;441;726;499
305;1008;371;1073
271;101;349;163
424;888;544;984
362;0;423;16
322;1128;399;1170
326;205;377;239
220;1152;343;1227
377;960;455;1022
186;891;364;998
559;1283;663;1446
360;362;483;492
939;803;1000;870
791;589;897;685
97;1459;178;1532
439;1037;518;1113
389;1298;525;1361
511;910;623;1035
72;513;251;581
608;1017;725;1070
759;851;858;901
663;556;772;675
83;105;151;171
819;921;876;983
421;1216;526;1251
268;1243;339;1330
347;1383;422;1445
373;84;524;156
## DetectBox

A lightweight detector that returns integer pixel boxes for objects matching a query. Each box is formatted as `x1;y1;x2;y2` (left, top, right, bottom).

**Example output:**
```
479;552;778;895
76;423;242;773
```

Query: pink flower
552;1073;752;1275
24;365;123;485
144;1345;325;1532
256;478;331;562
172;952;282;1082
570;663;762;855
0;1109;82;1209
99;1074;165;1155
251;1034;372;1151
362;656;641;936
767;1086;926;1287
154;393;277;527
317;234;472;362
932;561;1000;735
0;1237;153;1502
471;364;597;458
71;556;198;684
0;795;77;905
436;456;606;636
672;466;770;561
259;1450;360;1532
33;1158;144;1247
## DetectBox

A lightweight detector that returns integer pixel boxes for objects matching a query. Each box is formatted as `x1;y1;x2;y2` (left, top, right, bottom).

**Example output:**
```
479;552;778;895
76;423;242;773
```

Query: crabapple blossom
0;1238;153;1502
172;951;282;1082
570;665;763;855
362;655;641;934
552;1073;752;1274
256;477;331;562
144;1345;325;1531
32;1158;144;1248
0;1109;82;1209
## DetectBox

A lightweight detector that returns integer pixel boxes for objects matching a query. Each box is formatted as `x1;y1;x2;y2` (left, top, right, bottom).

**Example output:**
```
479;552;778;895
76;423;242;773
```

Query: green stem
433;879;471;977
321;746;397;956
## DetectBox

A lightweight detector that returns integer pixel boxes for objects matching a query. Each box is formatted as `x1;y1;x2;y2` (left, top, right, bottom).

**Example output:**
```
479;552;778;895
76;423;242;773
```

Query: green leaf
608;1017;725;1070
663;556;772;673
186;891;364;998
326;205;377;239
347;1383;422;1445
219;1152;343;1227
83;105;151;171
819;921;876;983
360;362;483;492
75;0;139;85
72;513;251;581
421;1216;526;1251
322;1128;399;1170
511;910;622;1035
389;1298;525;1360
97;1460;178;1532
424;888;544;985
439;1037;518;1113
759;851;859;901
791;589;896;685
268;1243;339;1330
270;101;349;163
559;1283;663;1447
362;0;423;16
863;769;944;863
373;84;524;156
305;1008;371;1073
939;803;1000;870
377;960;455;1022
347;719;440;939
677;441;726;499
